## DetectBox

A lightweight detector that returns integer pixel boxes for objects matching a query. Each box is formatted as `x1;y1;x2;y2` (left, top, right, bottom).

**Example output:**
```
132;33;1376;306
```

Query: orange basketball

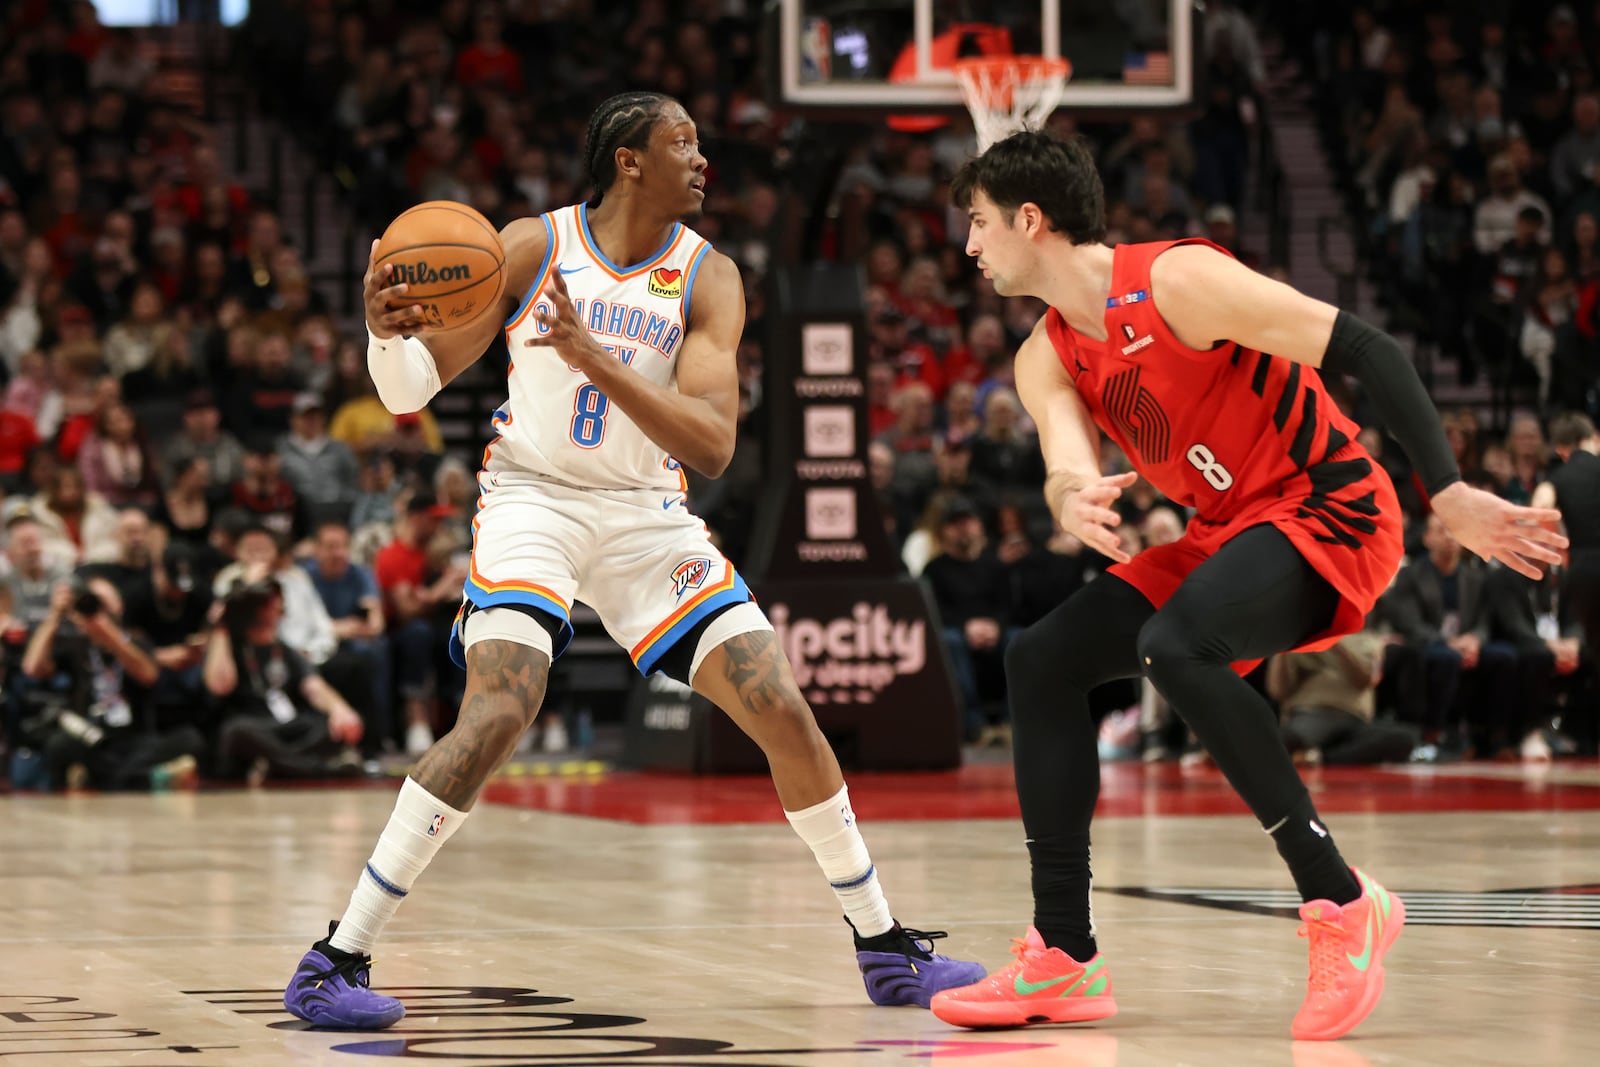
374;201;506;331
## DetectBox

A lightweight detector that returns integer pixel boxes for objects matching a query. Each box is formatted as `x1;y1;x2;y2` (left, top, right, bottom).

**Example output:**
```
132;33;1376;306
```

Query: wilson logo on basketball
648;267;684;299
670;557;713;598
391;260;474;285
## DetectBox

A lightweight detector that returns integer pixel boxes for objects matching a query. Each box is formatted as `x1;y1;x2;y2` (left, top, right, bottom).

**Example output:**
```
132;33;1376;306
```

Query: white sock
784;784;894;938
329;777;468;955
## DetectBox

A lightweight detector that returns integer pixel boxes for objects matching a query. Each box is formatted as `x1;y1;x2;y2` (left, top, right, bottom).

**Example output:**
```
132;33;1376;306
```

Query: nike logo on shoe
1347;909;1377;971
1013;973;1074;996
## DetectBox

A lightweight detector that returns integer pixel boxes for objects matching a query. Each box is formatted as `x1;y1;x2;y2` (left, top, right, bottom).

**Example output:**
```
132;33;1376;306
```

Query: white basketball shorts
447;474;766;677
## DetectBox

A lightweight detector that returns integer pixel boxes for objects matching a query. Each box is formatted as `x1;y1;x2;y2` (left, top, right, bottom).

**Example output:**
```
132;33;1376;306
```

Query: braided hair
584;92;674;207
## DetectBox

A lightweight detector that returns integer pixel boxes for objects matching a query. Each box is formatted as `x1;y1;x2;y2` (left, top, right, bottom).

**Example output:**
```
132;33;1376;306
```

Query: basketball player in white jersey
283;92;984;1029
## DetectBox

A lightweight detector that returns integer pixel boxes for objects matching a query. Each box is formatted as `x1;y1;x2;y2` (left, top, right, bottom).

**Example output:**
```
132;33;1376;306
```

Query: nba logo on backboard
671;558;713;598
648;267;684;299
428;814;445;837
800;17;832;82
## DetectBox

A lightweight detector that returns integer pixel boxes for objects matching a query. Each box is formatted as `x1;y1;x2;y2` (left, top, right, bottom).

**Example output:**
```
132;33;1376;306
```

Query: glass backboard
770;0;1196;113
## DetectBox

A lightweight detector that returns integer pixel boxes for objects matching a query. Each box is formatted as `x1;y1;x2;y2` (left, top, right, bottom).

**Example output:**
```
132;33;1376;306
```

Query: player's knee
749;689;825;755
1005;618;1094;695
1004;623;1052;687
1135;610;1201;680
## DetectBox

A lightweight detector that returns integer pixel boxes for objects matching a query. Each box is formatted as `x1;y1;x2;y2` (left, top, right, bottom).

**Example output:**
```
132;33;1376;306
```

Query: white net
953;56;1072;152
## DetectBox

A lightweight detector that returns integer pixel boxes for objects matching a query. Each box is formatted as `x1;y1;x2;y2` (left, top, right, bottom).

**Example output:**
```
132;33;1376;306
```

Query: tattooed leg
693;630;843;809
413;639;550;810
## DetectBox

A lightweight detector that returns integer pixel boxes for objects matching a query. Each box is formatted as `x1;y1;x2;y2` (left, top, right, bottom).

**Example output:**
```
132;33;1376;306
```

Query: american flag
1123;51;1172;85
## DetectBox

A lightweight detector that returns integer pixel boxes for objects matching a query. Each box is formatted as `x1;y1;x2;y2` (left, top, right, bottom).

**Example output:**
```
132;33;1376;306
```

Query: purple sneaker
851;919;988;1008
283;922;406;1029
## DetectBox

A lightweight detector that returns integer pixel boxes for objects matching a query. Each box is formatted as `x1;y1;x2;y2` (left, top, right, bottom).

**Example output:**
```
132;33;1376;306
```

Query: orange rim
952;55;1072;81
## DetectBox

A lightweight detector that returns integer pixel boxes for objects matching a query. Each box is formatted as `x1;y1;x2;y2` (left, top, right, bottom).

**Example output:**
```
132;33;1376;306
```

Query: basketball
374;201;506;331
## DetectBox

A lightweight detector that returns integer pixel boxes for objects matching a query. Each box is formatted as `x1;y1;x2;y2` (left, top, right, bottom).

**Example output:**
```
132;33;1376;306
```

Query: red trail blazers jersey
1044;238;1404;654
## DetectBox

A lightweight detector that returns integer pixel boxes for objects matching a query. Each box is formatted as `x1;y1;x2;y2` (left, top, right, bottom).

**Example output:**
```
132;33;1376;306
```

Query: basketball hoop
953;55;1072;151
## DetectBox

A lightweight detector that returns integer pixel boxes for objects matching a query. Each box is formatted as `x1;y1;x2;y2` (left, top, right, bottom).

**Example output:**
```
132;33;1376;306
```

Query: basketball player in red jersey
928;130;1567;1039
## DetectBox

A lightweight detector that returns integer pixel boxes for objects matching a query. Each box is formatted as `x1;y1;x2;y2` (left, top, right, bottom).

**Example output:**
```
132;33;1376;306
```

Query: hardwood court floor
4;760;1600;1067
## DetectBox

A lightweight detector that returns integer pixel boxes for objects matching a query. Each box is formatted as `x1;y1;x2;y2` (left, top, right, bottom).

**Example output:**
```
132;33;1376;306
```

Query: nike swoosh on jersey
558;264;589;274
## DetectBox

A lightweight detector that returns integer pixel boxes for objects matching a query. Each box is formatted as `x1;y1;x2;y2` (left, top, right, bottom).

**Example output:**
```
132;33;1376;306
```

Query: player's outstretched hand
526;269;596;360
1061;471;1138;564
1430;481;1567;580
364;238;430;338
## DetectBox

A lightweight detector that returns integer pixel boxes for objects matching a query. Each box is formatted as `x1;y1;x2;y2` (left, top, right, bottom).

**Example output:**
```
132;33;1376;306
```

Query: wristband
366;327;441;413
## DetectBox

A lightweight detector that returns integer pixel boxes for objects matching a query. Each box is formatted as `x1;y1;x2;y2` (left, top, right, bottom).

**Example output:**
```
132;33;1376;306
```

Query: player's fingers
1515;522;1569;549
1106;471;1139;488
368;238;379;266
1084;525;1129;563
382;306;425;330
365;263;395;297
1498;550;1545;581
1078;485;1120;508
1513;506;1564;526
1510;536;1565;566
1081;505;1121;528
537;278;569;308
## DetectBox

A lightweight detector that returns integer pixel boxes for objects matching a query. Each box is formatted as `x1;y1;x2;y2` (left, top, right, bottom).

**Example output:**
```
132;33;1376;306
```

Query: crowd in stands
0;1;1594;791
0;0;476;790
1293;2;1600;421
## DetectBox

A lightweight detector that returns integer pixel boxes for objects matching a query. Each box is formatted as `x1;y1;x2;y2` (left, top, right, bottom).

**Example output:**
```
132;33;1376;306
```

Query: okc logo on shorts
428;814;445;837
648;267;684;299
671;557;713;599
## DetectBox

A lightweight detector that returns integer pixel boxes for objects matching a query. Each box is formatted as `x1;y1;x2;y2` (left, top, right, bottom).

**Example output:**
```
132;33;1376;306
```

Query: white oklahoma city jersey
491;202;712;492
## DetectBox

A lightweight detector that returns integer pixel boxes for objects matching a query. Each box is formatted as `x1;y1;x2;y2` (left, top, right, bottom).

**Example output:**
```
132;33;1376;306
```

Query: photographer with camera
19;574;204;790
205;571;364;784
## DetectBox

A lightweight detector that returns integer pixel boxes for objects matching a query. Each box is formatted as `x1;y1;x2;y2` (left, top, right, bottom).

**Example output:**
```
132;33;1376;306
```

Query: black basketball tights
1007;524;1363;960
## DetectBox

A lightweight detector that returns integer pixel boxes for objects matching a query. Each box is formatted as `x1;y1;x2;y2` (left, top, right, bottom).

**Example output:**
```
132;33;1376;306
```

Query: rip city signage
624;580;962;771
773;580;960;769
767;599;925;703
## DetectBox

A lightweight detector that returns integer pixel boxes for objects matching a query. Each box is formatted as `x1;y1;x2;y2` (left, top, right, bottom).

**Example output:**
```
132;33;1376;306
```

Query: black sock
851;920;927;956
1030;832;1098;961
1269;795;1361;905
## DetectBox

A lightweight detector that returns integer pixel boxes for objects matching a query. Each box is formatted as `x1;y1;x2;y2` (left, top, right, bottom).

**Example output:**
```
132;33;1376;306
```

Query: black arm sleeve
1320;311;1461;497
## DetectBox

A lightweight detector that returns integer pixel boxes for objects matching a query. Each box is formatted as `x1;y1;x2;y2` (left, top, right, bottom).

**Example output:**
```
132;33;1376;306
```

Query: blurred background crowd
0;0;1594;792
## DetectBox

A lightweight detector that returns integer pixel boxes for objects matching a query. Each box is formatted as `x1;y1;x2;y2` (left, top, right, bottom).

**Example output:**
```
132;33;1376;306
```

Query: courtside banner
622;578;962;772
